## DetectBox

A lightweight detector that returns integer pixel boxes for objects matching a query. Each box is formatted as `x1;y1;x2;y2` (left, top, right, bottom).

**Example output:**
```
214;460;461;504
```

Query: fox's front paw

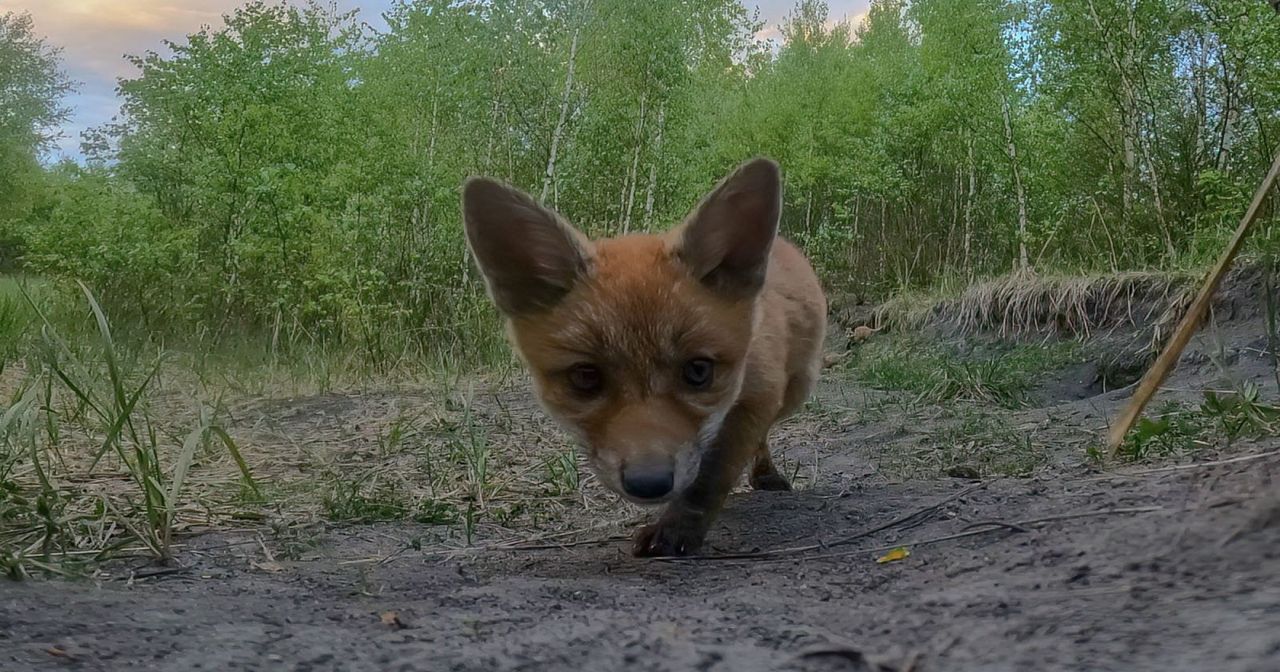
631;519;706;557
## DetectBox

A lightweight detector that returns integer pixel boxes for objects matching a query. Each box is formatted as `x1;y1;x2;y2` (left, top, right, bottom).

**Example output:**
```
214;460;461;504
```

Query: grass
848;335;1086;408
0;277;611;575
0;283;262;575
927;408;1046;477
320;469;459;525
0;275;64;370
6;257;1274;575
874;268;1197;342
1115;384;1280;460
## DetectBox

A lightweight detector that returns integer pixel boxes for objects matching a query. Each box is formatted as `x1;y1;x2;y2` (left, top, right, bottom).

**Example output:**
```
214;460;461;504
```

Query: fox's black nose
621;466;673;500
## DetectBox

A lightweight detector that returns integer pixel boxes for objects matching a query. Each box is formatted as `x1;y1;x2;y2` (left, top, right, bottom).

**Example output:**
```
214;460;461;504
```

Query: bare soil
4;277;1280;671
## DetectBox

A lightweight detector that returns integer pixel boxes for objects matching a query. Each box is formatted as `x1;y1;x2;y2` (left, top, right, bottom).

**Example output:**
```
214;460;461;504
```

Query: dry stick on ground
1107;148;1280;455
646;481;991;562
788;507;1165;564
1080;448;1280;482
658;506;1165;565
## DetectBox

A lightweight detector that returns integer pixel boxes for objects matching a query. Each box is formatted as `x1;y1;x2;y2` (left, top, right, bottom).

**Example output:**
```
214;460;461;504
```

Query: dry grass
874;269;1198;342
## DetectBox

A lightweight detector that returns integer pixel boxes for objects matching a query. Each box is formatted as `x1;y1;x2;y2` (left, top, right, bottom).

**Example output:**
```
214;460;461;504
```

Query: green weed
541;449;581;496
1;283;259;574
1200;383;1280;443
1118;406;1204;460
852;337;1083;408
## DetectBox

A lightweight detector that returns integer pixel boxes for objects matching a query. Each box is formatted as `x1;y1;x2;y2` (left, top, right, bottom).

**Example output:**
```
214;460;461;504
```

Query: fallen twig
960;520;1031;533
503;535;629;551
649;481;991;562
658;505;1165;564
1079;448;1280;482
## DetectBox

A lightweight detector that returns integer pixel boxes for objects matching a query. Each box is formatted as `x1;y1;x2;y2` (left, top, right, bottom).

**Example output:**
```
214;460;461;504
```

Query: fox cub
462;158;827;557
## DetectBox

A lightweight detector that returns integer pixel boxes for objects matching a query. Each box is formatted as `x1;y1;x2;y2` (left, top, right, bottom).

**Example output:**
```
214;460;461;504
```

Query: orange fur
462;158;826;557
851;324;882;344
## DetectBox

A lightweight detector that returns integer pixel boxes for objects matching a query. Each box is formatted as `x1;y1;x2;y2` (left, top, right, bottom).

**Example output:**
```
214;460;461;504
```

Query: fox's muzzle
620;461;674;500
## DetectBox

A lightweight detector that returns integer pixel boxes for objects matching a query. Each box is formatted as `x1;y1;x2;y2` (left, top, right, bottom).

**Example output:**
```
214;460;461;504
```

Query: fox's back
742;238;826;419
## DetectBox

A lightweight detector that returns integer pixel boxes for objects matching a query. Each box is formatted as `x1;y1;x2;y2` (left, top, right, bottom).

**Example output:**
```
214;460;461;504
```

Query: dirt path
5;282;1280;671
4;438;1279;670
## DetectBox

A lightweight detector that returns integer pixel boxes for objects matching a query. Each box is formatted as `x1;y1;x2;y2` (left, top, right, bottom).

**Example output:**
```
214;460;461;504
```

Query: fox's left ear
670;157;781;298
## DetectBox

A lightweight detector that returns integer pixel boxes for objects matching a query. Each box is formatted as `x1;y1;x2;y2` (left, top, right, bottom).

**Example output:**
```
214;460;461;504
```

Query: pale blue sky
5;0;870;160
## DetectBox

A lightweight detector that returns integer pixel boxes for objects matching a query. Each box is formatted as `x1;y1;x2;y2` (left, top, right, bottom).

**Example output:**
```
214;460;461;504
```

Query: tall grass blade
211;426;260;498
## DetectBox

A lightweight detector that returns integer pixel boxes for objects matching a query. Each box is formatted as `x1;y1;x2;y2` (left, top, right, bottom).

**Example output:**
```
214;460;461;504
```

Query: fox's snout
584;402;710;504
619;461;674;500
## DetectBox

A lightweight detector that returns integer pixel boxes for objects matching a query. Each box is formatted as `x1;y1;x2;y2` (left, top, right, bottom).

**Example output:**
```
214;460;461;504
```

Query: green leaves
8;0;1280;361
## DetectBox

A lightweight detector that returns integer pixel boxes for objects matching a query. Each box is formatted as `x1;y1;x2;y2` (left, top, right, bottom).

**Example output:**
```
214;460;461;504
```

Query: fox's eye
567;364;603;394
682;358;714;389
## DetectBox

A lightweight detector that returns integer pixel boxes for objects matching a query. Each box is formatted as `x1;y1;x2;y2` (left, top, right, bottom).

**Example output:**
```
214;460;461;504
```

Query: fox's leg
748;367;815;492
632;403;768;557
749;441;791;491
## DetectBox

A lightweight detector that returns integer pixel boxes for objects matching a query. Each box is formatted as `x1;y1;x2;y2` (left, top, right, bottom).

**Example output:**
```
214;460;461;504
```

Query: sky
4;0;870;161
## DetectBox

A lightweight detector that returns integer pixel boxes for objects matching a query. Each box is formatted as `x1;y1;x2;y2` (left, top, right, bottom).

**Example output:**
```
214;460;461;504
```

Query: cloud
745;0;870;26
12;0;865;161
8;0;391;161
753;25;783;43
749;0;870;49
8;1;246;85
6;1;235;160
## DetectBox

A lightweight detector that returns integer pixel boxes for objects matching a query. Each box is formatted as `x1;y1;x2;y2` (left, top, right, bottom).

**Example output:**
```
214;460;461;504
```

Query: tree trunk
541;27;579;204
804;191;813;232
1122;0;1137;226
1001;93;1030;271
1191;35;1209;170
1085;0;1138;227
1122;114;1136;224
641;100;667;230
964;137;976;274
484;97;500;173
1216;61;1238;171
621;95;648;234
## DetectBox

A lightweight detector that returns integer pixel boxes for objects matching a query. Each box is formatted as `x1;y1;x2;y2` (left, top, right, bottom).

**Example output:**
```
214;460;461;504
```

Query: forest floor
3;270;1280;672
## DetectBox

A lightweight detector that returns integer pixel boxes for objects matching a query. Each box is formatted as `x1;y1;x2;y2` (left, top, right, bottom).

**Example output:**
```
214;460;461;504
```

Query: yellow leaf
876;547;910;564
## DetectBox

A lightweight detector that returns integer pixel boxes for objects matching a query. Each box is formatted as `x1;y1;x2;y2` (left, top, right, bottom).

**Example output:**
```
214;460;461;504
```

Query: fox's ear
462;178;593;316
671;157;781;297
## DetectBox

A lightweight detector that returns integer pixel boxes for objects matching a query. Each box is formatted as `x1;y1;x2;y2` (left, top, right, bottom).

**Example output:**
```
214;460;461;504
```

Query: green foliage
1119;386;1279;460
1201;383;1280;442
320;470;458;524
4;0;1280;368
541;449;581;496
0;11;73;226
852;337;1082;408
1119;402;1209;459
1;285;259;575
0;279;31;363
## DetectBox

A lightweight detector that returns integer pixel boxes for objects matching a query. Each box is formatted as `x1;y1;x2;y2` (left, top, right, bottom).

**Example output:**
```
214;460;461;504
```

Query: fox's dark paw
749;472;792;491
632;520;706;557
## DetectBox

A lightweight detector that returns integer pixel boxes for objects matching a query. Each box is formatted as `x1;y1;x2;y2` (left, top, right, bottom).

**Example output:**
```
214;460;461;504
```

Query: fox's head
462;158;781;504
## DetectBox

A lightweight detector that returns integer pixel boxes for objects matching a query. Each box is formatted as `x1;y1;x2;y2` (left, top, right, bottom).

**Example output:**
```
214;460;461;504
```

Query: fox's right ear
462;178;593;316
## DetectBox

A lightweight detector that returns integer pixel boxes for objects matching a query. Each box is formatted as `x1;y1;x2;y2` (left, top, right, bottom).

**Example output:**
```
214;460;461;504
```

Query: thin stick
1108;148;1280;454
807;507;1163;561
651;481;990;562
1082;448;1280;481
659;506;1164;564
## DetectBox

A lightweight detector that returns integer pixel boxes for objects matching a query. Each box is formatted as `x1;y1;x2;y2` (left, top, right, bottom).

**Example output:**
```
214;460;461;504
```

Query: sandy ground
3;278;1280;671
